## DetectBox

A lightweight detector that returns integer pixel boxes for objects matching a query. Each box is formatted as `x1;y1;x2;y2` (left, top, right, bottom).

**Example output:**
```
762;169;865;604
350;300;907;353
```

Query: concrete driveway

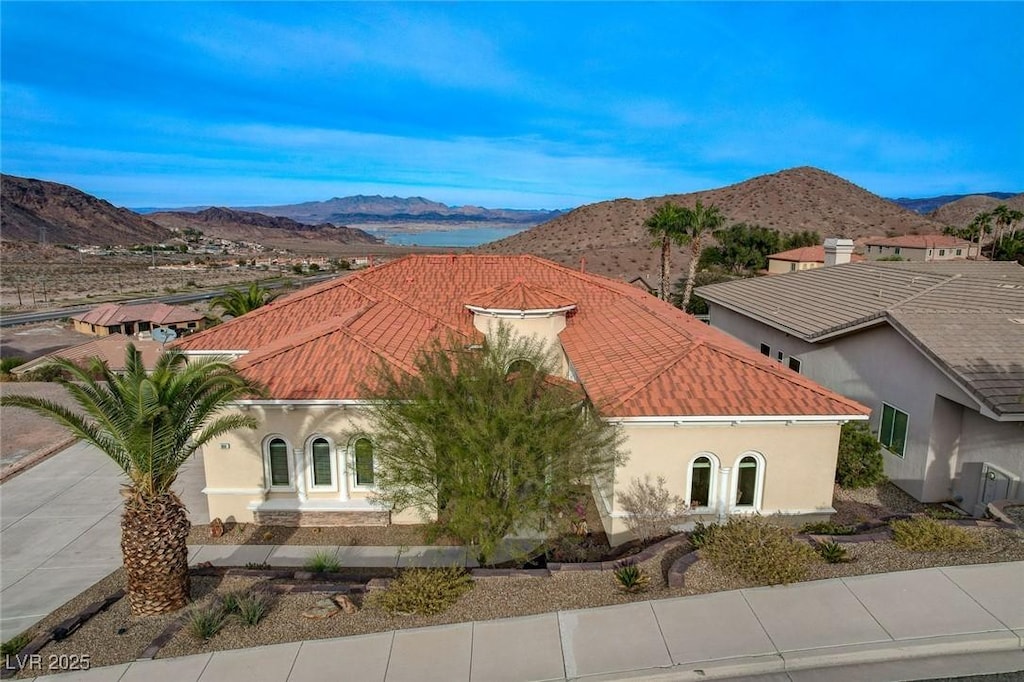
0;441;208;640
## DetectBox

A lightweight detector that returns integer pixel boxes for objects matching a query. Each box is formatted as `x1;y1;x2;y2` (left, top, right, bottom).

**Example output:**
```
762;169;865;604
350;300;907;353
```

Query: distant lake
370;226;530;247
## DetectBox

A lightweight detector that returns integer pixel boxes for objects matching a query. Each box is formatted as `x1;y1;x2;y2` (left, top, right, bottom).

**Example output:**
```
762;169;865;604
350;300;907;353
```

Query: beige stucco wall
472;312;572;377
865;244;976;262
595;421;843;543
767;260;822;275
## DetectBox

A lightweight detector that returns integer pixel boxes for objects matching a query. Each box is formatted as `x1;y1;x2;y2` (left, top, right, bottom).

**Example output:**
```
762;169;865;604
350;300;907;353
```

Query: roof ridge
235;308;368;369
884;272;961;312
607;341;704;410
346;277;471;338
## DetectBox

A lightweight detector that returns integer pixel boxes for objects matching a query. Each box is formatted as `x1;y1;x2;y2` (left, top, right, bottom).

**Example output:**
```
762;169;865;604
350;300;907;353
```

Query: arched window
689;456;713;508
353;437;375;488
686;453;719;509
307;436;335;489
265;437;292;489
734;453;764;508
506;359;536;376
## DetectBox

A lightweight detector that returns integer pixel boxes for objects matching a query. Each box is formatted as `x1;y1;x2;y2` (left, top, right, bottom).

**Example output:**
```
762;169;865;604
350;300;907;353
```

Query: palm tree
644;202;686;300
969;211;993;257
0;346;262;615
992;204;1024;252
211;282;280;319
678;200;726;311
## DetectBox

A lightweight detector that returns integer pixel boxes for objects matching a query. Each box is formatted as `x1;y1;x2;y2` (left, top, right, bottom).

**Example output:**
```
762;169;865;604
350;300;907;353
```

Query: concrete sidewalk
27;561;1024;682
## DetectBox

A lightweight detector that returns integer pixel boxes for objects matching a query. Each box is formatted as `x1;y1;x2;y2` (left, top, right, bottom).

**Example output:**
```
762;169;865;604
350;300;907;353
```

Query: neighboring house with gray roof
697;260;1024;514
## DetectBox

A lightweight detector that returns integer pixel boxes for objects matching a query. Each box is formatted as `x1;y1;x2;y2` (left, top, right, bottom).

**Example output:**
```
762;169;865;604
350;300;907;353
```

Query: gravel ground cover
12;523;1024;678
186;523;460;547
830;481;928;526
1003;505;1024;527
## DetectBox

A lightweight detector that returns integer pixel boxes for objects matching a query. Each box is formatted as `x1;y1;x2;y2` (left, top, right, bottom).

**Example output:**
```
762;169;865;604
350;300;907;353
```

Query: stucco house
863;235;978;261
174;255;867;543
13;334;164;376
697;260;1024;515
71;302;206;337
767;239;863;275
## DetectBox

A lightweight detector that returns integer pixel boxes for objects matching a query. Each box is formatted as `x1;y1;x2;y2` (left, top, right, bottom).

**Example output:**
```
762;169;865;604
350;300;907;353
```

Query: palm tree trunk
121;490;191;615
660;236;670;300
681;242;701;311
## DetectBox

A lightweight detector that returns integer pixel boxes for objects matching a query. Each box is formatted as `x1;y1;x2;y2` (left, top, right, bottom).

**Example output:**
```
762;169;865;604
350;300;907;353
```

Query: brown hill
147;207;383;246
928;194;1024;228
477;167;947;281
1;175;171;246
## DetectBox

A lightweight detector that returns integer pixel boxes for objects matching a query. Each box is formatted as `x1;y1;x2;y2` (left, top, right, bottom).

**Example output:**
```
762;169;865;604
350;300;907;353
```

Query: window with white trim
688;455;715;508
760;343;770;356
733;453;765;509
266;437;292;489
353;437;375;488
878;403;909;458
307;436;335;489
788;356;801;373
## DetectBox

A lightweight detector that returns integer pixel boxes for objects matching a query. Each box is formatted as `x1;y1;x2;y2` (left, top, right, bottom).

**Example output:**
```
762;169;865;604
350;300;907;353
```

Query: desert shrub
924;507;966;520
836;422;886;489
547;534;607;563
304;549;341;573
701;516;818;585
799;521;856;536
187;604;227;641
817;541;849;564
219;590;246;615
613;563;651;593
0;357;26;377
244;562;271;570
689;520;718;548
616;475;687;544
235;591;271;626
370;567;473;616
890;517;982;551
1;632;31;656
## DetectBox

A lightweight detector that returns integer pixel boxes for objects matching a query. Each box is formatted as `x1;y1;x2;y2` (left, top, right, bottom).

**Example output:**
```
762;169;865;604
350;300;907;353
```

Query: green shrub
244;561;271;570
304;549;341;573
890;517;982;551
219;590;247;615
836;422;886;488
186;604;227;641
235;591;271;626
20;364;69;382
370;567;473;616
613;563;651;593
799;521;856;536
0;357;26;376
1;632;31;656
689;520;718;548
817;541;849;564
701;516;818;585
924;507;966;520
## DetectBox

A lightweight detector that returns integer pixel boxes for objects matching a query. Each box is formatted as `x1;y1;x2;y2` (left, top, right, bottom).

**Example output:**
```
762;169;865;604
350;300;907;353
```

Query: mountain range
146;207;382;245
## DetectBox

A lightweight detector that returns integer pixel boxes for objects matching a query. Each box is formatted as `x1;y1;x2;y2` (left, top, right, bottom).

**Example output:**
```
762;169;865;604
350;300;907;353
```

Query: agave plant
0;345;262;615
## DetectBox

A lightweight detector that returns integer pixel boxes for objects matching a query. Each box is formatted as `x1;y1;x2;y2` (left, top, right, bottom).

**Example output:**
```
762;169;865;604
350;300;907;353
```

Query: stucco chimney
824;238;854;266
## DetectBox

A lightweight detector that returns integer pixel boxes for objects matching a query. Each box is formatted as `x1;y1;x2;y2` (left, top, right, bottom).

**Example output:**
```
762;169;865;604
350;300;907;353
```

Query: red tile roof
175;255;866;418
73;302;203;327
769;245;865;263
14;334;165;375
865;235;972;249
466;279;577;311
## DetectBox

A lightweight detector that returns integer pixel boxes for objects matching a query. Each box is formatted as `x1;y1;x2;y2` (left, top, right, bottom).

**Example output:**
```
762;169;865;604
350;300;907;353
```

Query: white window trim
730;451;765;512
685;452;720;512
263;435;295;492
349;436;377;491
879;402;909;458
305;434;338;492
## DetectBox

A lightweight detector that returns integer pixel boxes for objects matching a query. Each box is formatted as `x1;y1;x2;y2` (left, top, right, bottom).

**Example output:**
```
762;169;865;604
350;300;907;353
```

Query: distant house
174;255;867;542
13;334;165;376
697;260;1024;515
864;235;978;261
767;239;864;274
71;302;206;337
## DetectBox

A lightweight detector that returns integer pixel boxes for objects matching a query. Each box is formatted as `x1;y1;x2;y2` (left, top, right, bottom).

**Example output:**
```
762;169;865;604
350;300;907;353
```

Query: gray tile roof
697;261;1024;418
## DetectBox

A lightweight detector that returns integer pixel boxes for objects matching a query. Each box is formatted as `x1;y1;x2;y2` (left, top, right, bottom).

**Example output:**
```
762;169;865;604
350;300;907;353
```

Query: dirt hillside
929;194;1024;228
477;166;947;281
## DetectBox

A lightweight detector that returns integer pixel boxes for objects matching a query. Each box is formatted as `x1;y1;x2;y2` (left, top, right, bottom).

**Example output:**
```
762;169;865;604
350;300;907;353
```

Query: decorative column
716;467;731;522
294;447;307;503
338;448;350;502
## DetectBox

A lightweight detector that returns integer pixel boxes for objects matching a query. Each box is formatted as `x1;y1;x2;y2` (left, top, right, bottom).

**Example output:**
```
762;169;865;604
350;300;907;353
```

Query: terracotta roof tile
73;302;203;327
865;234;972;248
177;255;867;417
769;245;865;263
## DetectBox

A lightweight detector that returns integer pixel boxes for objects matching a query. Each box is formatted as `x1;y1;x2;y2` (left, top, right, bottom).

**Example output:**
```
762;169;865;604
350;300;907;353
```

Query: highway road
0;274;338;328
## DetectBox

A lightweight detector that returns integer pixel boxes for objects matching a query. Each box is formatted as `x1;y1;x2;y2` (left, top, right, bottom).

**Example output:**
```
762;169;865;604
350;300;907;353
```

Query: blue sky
2;3;1021;210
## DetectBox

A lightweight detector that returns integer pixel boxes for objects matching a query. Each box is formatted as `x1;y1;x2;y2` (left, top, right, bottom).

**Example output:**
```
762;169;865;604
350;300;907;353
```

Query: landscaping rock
209;518;224;538
294;571;314;581
332;594;359;614
301;598;340;619
365;578;391;592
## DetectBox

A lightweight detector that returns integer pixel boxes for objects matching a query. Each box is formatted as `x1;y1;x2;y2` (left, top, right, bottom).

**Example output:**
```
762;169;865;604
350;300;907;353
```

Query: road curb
0;436;77;483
